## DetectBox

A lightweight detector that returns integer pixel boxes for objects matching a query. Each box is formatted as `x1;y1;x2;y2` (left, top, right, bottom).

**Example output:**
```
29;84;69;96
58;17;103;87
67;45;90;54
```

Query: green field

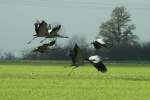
0;61;150;100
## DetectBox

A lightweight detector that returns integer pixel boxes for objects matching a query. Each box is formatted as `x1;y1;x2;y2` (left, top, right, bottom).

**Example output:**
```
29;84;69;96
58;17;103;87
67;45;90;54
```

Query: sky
0;0;150;56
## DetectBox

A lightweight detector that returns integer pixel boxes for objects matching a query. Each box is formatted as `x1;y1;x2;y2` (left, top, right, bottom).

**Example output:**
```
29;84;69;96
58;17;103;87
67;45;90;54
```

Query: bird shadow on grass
105;75;150;82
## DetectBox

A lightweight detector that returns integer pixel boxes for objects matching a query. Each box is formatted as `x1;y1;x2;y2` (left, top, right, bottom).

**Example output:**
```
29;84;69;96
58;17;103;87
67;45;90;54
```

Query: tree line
0;6;150;61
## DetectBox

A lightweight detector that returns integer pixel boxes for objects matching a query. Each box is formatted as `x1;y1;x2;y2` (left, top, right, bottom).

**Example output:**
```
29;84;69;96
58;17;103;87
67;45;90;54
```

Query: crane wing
93;62;107;73
38;21;49;36
50;25;61;35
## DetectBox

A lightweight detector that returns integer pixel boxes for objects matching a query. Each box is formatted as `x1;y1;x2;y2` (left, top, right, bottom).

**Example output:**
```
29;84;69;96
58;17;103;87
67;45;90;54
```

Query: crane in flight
27;20;51;44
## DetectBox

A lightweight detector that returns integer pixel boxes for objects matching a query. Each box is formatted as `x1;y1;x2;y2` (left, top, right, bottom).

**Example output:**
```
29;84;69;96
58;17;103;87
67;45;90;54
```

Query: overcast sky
0;0;150;56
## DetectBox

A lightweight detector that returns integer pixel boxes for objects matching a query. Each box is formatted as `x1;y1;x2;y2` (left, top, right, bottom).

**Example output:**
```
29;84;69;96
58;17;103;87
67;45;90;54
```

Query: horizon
0;0;150;56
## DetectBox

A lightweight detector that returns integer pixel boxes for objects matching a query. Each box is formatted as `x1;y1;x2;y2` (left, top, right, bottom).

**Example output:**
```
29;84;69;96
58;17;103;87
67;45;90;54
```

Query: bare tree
99;6;138;46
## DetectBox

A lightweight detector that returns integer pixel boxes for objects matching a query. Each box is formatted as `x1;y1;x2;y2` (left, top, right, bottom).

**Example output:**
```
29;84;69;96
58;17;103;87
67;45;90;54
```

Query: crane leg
40;38;47;43
27;37;37;44
68;67;77;76
59;35;69;38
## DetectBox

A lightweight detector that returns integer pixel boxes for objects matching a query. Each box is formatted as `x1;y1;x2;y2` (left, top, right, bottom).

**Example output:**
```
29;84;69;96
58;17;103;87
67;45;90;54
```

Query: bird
69;43;84;67
27;20;50;44
91;37;113;49
32;40;56;53
40;24;69;43
86;55;107;73
33;44;49;53
68;43;84;76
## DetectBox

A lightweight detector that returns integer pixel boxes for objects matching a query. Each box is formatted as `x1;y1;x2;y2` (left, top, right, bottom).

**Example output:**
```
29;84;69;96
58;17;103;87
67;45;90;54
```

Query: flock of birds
27;20;113;75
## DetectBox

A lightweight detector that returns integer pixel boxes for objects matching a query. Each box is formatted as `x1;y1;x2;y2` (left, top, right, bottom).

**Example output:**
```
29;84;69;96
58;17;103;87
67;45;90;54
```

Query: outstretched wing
38;21;49;36
92;38;113;49
50;25;61;35
92;41;103;49
49;40;56;46
43;40;56;47
88;55;107;73
93;62;107;73
33;44;49;53
104;39;113;48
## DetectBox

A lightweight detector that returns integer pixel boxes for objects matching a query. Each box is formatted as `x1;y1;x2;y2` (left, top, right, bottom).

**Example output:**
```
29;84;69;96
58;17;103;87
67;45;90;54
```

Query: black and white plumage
92;38;113;49
69;43;84;67
40;24;69;43
48;24;68;38
49;25;61;36
86;55;107;73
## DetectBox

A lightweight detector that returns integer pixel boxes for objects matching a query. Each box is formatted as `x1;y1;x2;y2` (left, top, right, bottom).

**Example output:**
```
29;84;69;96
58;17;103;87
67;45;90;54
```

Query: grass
0;61;150;100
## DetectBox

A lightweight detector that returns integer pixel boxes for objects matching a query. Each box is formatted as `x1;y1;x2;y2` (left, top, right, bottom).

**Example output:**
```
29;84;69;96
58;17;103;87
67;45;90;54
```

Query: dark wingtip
99;68;107;73
33;49;38;52
65;36;69;38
